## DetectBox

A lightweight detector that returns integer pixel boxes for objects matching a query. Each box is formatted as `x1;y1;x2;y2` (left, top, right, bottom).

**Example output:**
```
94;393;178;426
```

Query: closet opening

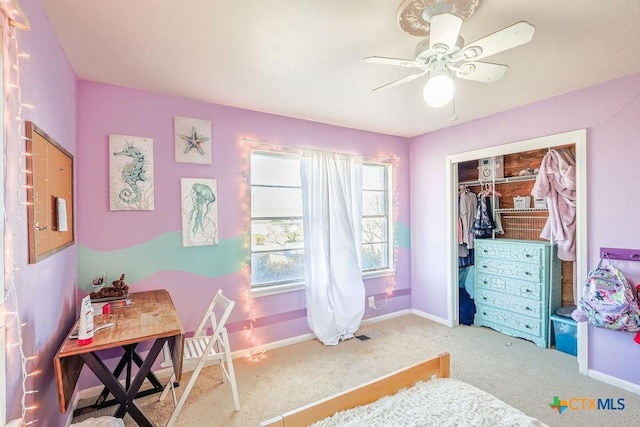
445;129;588;374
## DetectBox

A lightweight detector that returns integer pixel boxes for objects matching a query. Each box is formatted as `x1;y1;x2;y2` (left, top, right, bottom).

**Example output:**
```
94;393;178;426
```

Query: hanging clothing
459;248;474;267
300;151;365;346
459;190;477;249
472;196;495;238
492;196;504;235
531;148;576;261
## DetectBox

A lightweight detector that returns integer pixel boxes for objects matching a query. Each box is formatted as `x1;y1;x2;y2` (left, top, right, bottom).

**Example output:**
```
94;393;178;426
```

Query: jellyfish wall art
180;178;218;247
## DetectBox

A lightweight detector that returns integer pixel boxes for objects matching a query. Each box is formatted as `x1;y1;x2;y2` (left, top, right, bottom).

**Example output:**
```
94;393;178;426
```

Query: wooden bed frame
260;352;451;427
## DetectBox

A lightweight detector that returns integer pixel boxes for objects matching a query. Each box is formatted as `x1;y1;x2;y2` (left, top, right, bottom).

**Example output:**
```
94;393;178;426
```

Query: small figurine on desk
90;273;129;300
112;273;126;288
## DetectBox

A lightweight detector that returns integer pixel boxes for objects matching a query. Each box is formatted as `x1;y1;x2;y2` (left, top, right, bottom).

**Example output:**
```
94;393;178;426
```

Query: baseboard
410;308;451;326
588;369;640;395
233;332;317;359
362;309;411;325
75;310;417;404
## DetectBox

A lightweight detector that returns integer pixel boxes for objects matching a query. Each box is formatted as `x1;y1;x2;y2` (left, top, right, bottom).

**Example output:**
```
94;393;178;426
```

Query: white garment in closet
459;190;477;249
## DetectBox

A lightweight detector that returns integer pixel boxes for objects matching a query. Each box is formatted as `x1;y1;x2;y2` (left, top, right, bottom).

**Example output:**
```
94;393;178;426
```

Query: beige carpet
72;314;639;427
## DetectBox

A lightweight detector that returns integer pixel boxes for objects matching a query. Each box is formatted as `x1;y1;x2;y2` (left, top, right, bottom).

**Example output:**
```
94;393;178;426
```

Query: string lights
240;138;265;362
2;2;38;425
241;137;402;318
362;154;400;310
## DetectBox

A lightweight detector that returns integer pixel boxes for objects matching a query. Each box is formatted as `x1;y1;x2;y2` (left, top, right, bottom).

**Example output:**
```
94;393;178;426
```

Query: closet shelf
494;208;548;213
459;175;538;186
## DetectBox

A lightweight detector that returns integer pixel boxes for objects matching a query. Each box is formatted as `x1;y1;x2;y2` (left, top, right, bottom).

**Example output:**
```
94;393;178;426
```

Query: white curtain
301;151;365;345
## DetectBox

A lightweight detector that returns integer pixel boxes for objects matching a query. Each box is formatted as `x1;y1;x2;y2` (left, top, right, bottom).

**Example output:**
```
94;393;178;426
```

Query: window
362;164;391;272
250;151;393;291
250;152;305;288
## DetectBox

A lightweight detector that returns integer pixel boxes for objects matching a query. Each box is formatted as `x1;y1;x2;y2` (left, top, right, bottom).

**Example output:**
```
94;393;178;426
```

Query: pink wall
7;3;640;425
5;0;78;425
75;81;411;379
409;72;640;385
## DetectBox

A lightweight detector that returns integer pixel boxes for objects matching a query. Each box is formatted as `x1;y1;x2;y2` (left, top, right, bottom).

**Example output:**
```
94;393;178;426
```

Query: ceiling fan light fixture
423;61;455;108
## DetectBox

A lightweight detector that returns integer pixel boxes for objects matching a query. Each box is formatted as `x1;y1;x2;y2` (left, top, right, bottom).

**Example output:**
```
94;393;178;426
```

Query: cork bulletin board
25;121;74;263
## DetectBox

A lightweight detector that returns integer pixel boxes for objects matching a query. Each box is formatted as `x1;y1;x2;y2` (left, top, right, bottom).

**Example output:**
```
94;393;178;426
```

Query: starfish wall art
174;116;212;164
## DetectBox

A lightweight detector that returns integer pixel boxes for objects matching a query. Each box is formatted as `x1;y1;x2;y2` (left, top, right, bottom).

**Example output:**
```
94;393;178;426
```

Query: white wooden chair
159;289;240;426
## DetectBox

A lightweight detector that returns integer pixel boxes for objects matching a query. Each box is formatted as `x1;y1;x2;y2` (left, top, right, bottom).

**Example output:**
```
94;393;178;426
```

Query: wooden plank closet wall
457;145;575;308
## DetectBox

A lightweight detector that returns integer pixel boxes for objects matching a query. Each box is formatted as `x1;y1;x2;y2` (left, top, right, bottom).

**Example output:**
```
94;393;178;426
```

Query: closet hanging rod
600;247;640;261
458;175;539;186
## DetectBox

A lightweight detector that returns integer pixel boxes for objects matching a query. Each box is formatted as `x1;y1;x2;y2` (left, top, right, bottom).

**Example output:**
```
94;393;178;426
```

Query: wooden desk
54;289;184;427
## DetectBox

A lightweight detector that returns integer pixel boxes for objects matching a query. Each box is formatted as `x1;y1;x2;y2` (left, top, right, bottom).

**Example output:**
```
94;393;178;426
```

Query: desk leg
80;338;167;427
131;346;164;390
93;345;134;406
89;344;164;409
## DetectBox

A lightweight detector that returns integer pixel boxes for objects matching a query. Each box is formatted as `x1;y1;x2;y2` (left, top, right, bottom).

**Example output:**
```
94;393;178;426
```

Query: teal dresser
474;239;561;348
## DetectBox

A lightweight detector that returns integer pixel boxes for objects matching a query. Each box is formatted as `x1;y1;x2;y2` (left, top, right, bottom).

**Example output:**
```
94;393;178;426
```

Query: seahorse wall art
180;178;218;247
109;134;155;211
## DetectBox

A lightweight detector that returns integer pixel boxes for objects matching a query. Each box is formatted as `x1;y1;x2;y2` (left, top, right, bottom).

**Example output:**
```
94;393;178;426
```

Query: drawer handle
525;254;532;257
525;289;532;293
483;312;487;316
525;307;532;311
482;297;487;301
483;280;488;284
525;325;532;329
525;272;531;276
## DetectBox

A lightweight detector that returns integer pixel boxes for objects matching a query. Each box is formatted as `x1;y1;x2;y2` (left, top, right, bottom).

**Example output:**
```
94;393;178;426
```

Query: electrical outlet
368;296;375;308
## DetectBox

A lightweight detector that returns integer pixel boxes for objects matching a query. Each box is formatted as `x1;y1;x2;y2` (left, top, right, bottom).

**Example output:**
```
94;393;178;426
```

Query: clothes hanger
480;183;491;197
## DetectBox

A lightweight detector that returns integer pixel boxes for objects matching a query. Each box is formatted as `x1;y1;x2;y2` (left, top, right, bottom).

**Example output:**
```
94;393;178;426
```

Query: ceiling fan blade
364;56;422;68
457;21;535;62
372;71;427;92
429;13;463;54
455;61;509;83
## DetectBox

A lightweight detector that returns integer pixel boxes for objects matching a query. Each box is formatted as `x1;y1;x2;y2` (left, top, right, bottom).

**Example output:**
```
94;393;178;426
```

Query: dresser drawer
474;316;545;347
475;258;543;282
475;288;542;319
475;240;544;264
476;272;542;300
475;305;542;336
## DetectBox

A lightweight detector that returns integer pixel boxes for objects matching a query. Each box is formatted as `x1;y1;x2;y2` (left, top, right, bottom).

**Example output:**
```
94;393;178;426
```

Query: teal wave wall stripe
396;221;410;249
78;232;246;292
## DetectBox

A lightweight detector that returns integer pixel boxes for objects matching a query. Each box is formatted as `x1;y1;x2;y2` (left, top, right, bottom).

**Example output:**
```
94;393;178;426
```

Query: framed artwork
109;134;155;211
181;178;218;247
174;116;212;164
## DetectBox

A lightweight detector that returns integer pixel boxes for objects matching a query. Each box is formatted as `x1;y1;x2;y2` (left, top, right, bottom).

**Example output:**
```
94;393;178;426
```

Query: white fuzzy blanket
311;378;547;427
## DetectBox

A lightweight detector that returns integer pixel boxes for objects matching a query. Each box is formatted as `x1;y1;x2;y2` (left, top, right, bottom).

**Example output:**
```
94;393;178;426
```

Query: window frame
249;150;395;297
361;162;394;277
249;150;306;292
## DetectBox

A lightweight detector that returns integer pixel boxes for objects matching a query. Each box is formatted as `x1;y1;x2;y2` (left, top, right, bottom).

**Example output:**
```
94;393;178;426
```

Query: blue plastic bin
551;314;577;356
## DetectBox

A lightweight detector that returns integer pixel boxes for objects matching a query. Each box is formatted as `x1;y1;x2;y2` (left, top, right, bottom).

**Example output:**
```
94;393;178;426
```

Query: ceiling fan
365;2;535;108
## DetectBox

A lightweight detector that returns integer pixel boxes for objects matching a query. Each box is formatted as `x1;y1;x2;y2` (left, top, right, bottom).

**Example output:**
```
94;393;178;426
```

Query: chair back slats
159;289;240;426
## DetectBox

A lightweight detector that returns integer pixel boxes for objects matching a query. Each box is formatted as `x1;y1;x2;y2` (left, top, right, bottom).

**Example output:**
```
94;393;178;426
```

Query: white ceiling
41;0;640;138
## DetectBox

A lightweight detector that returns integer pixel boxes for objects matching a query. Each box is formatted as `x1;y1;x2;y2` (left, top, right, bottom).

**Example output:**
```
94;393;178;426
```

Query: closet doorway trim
445;129;587;375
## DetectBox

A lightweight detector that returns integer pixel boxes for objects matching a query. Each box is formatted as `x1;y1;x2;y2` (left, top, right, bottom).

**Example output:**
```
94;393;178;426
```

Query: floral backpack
573;256;640;332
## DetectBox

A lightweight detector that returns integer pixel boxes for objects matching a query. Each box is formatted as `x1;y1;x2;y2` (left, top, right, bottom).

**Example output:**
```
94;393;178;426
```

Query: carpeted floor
72;314;639;427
